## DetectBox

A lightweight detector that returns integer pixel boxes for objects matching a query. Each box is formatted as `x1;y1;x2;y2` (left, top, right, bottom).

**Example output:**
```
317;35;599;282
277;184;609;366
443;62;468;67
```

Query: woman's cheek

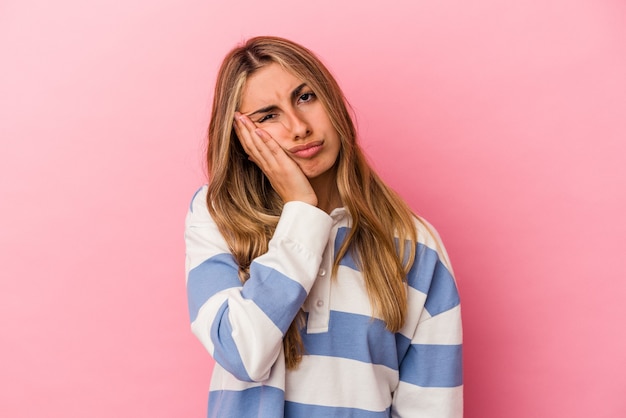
260;124;288;144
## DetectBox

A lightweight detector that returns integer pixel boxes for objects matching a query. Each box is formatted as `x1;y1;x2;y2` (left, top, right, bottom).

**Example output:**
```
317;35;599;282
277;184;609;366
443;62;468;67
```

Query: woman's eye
257;114;276;123
299;92;315;103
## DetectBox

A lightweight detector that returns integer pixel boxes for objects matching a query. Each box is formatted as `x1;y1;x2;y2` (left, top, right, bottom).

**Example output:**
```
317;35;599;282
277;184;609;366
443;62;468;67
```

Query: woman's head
207;36;357;191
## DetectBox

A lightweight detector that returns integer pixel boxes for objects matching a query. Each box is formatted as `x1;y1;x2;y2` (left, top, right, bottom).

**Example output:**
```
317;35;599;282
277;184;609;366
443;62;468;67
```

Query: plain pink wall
1;0;625;417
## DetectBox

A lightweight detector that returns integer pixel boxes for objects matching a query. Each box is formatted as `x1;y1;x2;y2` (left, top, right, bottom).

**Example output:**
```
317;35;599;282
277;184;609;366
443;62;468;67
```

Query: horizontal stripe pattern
208;386;284;418
187;253;240;322
407;243;460;317
209;359;286;392
286;355;397;412
185;186;463;417
335;226;460;318
241;261;308;334
285;401;390;417
392;383;464;417
399;342;463;388
412;304;463;345
301;310;399;369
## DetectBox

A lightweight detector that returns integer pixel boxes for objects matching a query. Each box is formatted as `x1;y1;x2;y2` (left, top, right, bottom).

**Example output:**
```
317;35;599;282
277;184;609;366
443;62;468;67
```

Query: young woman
185;36;463;417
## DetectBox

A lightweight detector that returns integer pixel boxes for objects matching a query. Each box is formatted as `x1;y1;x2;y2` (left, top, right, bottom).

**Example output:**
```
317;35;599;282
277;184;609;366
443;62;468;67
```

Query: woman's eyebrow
291;83;307;100
246;105;278;118
245;83;308;117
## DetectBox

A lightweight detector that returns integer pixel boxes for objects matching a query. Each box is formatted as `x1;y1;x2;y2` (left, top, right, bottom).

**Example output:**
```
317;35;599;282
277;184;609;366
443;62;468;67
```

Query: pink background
1;0;625;417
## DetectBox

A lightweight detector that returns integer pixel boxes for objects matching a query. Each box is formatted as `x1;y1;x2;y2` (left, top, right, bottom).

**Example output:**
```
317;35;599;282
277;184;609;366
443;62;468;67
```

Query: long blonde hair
206;36;417;369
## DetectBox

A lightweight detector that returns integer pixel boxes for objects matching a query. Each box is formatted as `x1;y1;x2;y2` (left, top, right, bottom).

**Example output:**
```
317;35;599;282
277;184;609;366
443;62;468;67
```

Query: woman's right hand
234;112;318;207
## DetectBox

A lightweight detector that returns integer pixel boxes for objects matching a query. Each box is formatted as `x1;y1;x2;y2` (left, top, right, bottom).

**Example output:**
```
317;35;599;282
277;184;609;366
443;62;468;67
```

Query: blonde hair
206;36;417;369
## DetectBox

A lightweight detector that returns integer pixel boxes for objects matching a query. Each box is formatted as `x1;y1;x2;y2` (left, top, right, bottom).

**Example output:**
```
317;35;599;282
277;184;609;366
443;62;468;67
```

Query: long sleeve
185;185;333;382
391;220;463;417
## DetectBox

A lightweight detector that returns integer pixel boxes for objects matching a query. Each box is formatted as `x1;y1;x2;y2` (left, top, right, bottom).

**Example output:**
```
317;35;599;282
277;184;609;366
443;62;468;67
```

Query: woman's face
238;63;341;180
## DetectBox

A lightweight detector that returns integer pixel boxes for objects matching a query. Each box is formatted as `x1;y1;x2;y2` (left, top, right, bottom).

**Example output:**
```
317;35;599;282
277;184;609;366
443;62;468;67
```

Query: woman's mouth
289;141;324;159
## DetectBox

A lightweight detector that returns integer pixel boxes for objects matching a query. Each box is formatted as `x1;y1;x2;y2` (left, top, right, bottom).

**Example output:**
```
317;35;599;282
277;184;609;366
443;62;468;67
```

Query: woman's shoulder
412;215;440;246
186;184;217;227
412;214;453;271
188;184;209;214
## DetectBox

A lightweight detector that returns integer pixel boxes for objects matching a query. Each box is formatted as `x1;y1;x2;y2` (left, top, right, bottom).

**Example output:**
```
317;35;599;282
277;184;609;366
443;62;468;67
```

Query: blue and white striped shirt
185;185;463;417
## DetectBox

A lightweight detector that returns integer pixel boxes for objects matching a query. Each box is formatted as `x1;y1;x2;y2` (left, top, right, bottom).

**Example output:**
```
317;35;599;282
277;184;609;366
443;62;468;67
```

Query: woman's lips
289;141;323;158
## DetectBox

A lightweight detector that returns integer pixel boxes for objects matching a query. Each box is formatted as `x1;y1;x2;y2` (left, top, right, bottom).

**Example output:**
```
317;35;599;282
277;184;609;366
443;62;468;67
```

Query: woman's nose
285;112;311;140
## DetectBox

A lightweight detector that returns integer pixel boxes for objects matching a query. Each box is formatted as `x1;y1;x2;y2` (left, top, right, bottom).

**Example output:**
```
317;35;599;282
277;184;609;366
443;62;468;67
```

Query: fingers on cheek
236;114;254;132
233;120;252;144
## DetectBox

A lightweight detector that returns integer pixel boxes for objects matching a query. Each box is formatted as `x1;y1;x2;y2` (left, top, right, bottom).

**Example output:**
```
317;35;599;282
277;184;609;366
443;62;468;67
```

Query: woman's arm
185;185;332;382
392;222;463;417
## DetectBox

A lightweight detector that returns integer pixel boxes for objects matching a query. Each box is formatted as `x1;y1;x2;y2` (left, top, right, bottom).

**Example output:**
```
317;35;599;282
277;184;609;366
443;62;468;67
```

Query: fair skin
234;63;342;213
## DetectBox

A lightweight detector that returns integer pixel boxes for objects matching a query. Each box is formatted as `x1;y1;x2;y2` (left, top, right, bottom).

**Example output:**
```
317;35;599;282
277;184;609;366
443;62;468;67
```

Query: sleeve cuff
271;201;333;257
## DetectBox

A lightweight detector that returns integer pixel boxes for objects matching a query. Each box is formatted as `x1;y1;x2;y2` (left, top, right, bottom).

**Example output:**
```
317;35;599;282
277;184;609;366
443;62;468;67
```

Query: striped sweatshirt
185;185;463;417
